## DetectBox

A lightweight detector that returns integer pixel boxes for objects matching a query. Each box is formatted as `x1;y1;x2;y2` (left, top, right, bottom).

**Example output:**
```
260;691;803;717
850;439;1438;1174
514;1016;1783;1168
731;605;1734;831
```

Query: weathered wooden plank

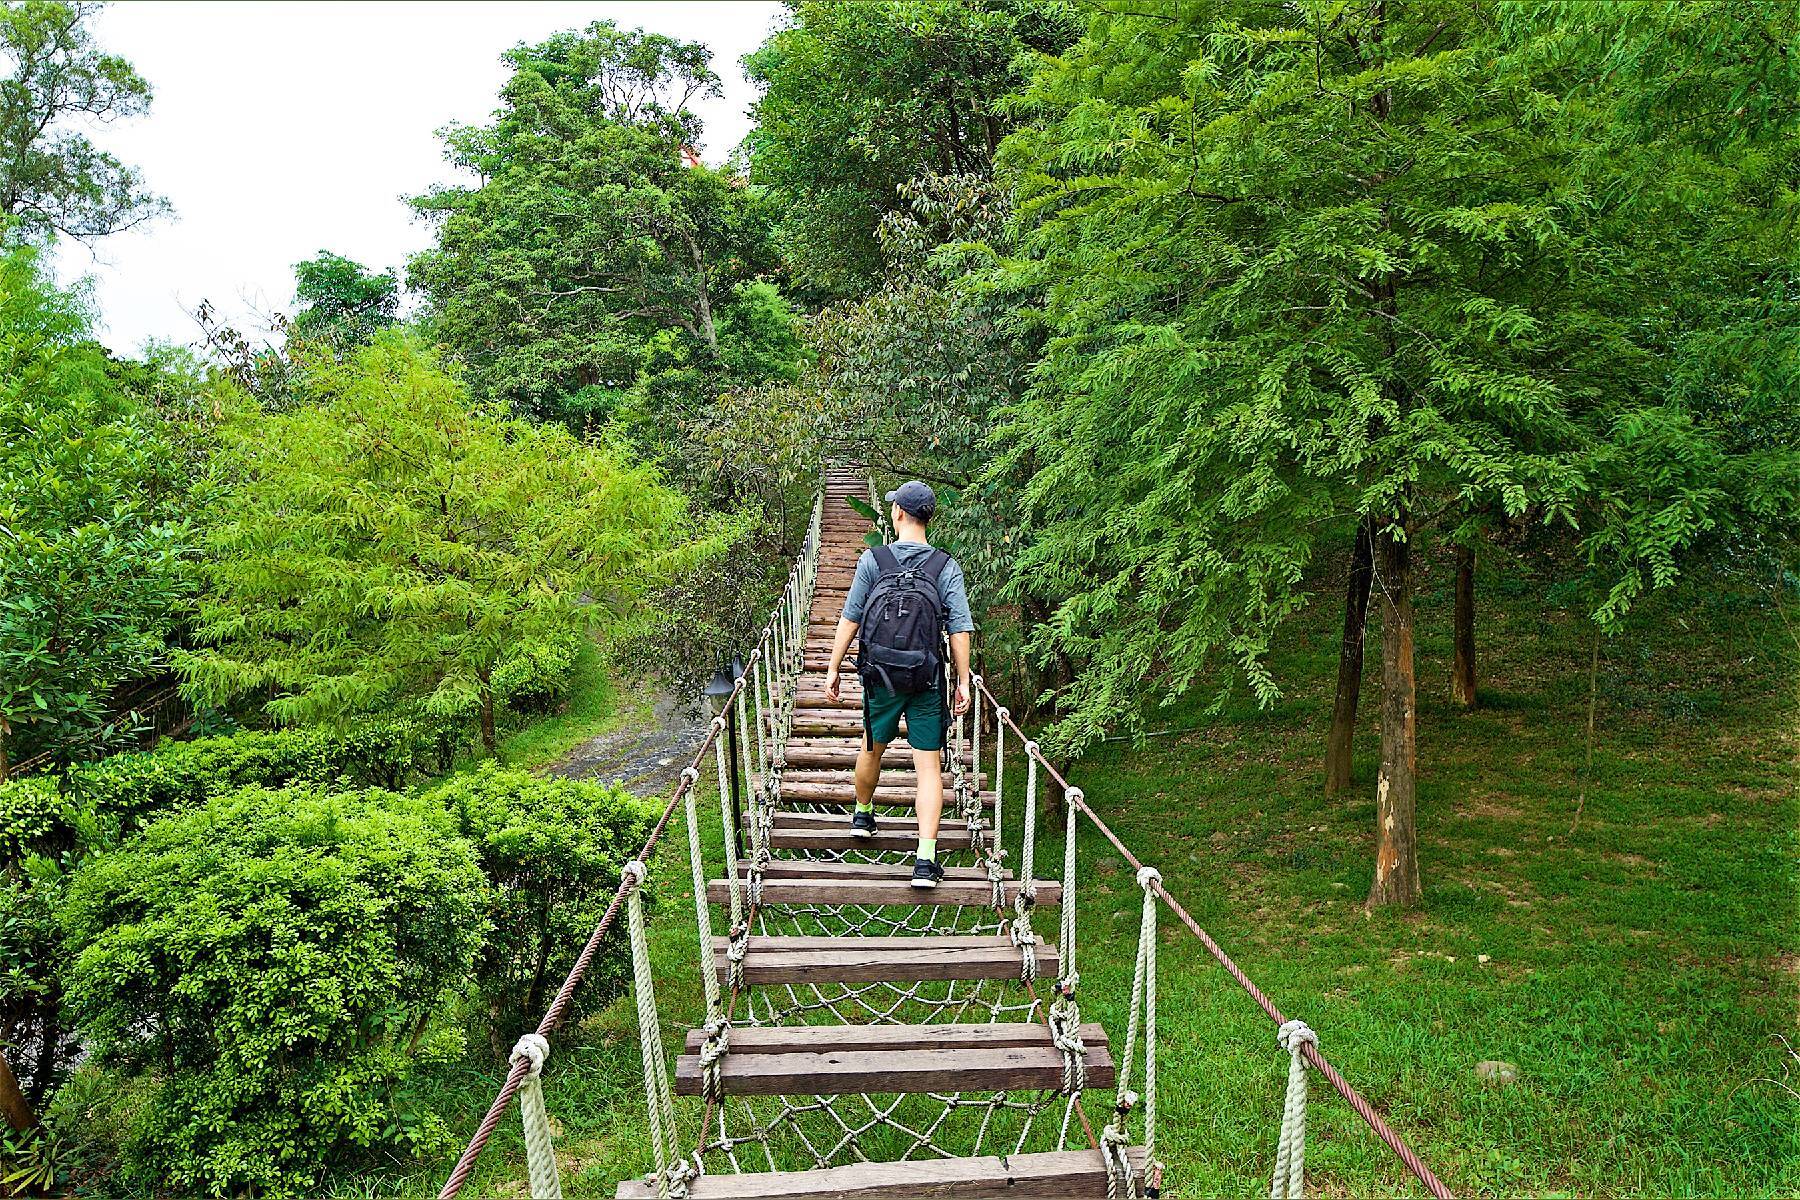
732;861;1002;882
778;783;996;807
782;769;987;789
707;875;1057;908
682;1020;1106;1055
615;1148;1145;1199
674;1030;1114;1096
708;934;1057;985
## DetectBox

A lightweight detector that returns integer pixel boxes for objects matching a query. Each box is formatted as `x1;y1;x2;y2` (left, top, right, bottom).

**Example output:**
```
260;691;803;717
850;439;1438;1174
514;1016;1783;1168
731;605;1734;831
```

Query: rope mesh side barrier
975;676;1456;1200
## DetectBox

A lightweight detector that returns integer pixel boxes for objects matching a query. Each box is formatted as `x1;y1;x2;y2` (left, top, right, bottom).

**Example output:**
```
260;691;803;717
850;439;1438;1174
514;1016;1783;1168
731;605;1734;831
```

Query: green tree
0;242;186;779
0;1;167;243
743;0;1077;299
178;332;713;754
289;250;398;351
409;21;793;437
990;0;1799;906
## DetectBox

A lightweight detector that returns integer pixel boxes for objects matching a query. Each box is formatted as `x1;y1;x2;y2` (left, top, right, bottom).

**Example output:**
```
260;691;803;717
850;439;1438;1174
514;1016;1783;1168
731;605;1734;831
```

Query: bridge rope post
1048;783;1086;1096
1271;1019;1317;1200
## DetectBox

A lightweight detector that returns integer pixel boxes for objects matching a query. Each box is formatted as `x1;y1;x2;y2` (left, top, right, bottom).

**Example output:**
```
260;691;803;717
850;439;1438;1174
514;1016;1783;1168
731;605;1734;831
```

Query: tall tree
0;242;186;778
989;0;1799;905
178;333;714;753
409;21;793;443
0;1;166;243
288;250;398;351
744;0;1077;299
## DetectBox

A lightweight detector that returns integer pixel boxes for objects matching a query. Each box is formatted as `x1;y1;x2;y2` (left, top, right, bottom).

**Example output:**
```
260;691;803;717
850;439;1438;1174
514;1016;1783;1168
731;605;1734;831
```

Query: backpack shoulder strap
920;548;950;580
870;543;901;575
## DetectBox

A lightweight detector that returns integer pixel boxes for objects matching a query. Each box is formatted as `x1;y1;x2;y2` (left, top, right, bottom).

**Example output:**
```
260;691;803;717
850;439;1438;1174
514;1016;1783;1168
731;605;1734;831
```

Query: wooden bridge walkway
615;466;1138;1198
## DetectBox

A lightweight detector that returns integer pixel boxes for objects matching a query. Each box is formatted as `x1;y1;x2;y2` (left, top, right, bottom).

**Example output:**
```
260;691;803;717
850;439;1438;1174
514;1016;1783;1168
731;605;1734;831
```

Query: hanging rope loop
510;1034;562;1199
1271;1020;1317;1199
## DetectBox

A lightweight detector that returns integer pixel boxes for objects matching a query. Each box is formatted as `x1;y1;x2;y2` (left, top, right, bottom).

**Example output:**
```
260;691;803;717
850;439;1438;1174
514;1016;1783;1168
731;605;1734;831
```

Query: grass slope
359;545;1797;1199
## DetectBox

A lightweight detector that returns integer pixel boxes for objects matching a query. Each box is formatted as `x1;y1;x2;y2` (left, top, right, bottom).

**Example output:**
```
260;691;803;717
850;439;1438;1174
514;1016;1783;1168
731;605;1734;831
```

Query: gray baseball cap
884;480;937;521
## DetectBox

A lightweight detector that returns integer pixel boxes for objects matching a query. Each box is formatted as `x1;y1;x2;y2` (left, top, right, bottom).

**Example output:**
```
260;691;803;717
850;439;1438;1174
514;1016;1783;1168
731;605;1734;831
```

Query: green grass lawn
350;544;1798;1199
490;639;639;771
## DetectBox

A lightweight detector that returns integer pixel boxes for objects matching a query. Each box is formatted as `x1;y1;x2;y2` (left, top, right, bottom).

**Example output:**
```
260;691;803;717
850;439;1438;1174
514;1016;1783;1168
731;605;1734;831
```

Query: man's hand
952;675;971;717
824;665;841;703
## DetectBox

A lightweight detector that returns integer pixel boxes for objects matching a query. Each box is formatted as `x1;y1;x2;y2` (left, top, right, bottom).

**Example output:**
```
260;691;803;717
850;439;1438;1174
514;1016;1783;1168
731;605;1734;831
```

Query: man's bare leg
912;747;944;857
854;741;887;804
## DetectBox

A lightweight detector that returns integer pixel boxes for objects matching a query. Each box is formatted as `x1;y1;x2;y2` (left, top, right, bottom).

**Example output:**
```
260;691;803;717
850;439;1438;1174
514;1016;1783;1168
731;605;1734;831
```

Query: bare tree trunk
1368;516;1422;908
683;230;718;351
0;1048;35;1131
1325;518;1374;794
1452;541;1477;707
478;674;496;756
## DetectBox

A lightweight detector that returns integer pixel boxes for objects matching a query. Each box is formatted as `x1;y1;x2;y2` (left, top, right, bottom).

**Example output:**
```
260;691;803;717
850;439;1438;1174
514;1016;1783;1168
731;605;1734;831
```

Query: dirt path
545;686;713;797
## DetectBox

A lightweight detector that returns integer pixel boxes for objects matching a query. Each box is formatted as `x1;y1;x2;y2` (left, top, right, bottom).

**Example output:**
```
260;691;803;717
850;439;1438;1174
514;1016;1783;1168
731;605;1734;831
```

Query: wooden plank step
736;860;1003;882
709;934;1056;985
783;743;970;769
707;871;1056;908
781;782;995;806
782;769;986;789
616;1148;1145;1199
674;1020;1111;1098
768;812;972;852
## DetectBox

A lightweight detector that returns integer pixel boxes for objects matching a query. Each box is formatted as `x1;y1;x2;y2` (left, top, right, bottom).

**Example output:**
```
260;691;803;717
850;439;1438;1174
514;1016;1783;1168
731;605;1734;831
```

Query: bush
427;763;655;1042
492;633;584;714
0;721;432;868
59;786;488;1197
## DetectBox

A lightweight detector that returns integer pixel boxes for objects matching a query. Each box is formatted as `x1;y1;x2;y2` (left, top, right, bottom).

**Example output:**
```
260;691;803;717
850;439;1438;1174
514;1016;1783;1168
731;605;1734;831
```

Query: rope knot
679;766;700;785
1136;865;1162;890
511;1032;550;1077
996;705;1011;723
1277;1019;1317;1055
622;859;648;887
1066;786;1084;805
711;713;728;734
1024;739;1041;758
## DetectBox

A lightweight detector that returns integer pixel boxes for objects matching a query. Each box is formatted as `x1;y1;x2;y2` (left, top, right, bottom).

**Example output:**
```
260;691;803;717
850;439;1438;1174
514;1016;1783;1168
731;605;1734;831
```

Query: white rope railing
1271;1019;1317;1199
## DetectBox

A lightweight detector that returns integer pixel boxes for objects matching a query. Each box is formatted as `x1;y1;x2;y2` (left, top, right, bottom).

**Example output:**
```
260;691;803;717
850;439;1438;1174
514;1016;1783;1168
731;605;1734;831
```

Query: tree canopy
0;242;187;777
178;333;716;752
0;1;166;243
743;0;1077;299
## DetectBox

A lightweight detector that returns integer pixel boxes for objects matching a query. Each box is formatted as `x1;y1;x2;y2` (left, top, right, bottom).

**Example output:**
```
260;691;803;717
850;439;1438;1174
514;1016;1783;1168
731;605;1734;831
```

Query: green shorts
863;682;946;752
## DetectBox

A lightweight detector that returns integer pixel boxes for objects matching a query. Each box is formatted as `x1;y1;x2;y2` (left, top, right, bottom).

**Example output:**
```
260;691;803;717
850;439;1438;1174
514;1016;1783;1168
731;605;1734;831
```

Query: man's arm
948;630;972;715
823;617;858;703
825;550;878;703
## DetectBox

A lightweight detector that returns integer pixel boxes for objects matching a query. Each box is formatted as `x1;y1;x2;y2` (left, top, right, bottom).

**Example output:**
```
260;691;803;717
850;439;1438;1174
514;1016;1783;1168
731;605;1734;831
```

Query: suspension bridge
436;468;1456;1199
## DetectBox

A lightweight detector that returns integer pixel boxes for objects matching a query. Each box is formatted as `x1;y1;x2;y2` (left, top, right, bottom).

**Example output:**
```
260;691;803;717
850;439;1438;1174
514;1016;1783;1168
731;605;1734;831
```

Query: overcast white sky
53;1;787;355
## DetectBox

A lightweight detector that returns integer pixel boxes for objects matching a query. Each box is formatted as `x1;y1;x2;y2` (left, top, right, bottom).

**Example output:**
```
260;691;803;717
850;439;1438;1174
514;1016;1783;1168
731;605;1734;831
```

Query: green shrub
427;763;655;1041
493;633;583;714
59;786;489;1197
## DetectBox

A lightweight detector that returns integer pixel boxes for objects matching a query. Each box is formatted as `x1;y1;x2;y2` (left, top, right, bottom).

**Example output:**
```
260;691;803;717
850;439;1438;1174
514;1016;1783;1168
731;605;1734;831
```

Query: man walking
822;480;974;888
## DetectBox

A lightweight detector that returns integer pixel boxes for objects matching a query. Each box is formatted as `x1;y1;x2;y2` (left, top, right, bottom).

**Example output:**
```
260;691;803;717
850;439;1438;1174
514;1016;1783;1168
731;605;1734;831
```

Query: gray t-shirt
842;541;975;635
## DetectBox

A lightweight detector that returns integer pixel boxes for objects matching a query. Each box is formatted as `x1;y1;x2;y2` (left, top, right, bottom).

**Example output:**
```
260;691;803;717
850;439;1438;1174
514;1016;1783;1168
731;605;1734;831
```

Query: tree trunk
478;675;496;756
1452;541;1477;707
683;230;719;351
1325;518;1375;795
1368;517;1422;908
0;1048;35;1131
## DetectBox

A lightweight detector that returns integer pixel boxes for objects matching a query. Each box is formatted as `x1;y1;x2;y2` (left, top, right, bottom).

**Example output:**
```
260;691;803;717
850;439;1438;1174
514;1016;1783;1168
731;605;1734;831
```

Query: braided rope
1272;1020;1317;1199
511;1035;562;1200
625;861;682;1196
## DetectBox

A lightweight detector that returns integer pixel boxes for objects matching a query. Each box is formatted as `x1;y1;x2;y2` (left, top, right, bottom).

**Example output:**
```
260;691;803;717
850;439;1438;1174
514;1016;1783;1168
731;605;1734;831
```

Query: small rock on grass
1475;1060;1520;1085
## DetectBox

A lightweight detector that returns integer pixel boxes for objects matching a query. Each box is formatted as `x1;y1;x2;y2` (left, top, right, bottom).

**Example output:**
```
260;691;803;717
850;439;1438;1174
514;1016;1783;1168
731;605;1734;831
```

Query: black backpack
856;544;951;695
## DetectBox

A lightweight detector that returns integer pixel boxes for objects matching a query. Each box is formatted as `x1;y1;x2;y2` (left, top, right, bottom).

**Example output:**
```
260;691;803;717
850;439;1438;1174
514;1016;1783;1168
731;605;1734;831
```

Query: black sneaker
851;809;877;839
910;857;945;889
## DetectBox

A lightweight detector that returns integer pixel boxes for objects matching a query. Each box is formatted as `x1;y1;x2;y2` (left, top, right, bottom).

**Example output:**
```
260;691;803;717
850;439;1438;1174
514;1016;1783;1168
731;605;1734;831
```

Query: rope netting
437;472;1455;1200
